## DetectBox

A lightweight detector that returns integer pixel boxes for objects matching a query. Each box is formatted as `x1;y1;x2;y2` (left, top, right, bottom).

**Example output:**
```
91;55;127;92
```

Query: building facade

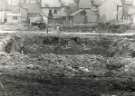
6;12;21;24
41;0;68;25
69;0;97;24
0;0;8;23
99;0;122;22
99;0;133;23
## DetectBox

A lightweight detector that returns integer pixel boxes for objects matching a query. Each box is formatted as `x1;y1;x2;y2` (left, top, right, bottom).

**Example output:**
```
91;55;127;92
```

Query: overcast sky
133;0;135;5
6;0;135;5
7;0;75;5
61;0;74;4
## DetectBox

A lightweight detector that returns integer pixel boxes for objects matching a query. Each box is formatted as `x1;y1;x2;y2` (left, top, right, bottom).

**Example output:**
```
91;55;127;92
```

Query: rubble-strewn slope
1;33;135;96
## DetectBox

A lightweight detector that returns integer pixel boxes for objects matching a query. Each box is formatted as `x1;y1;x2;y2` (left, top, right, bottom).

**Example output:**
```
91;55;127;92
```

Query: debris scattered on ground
1;34;135;96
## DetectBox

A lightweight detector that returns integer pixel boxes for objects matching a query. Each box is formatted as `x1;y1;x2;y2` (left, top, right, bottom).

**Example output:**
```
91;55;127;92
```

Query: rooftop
41;0;61;8
79;0;91;8
70;9;84;16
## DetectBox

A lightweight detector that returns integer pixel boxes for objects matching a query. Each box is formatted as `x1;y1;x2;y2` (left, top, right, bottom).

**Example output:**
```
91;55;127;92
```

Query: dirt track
1;30;135;36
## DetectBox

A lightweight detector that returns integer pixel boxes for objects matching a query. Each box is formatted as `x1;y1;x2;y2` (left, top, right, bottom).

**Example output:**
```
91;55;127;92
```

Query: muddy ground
1;33;135;96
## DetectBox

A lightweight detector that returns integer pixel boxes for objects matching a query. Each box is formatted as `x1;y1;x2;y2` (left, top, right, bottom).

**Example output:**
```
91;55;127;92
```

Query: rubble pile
0;53;106;77
0;52;135;78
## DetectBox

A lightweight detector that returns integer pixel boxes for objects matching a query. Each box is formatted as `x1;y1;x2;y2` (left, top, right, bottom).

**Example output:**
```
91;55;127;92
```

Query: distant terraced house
18;0;72;25
99;0;134;24
0;0;8;23
68;0;98;25
69;0;134;25
19;0;41;23
0;0;21;24
40;0;69;25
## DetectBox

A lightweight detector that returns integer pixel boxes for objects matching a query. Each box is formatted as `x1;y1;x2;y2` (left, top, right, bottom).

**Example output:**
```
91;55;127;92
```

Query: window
48;10;53;18
54;9;58;14
13;16;18;20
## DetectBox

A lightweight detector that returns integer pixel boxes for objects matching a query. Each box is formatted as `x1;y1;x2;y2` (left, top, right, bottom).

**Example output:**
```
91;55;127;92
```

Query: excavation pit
1;33;135;96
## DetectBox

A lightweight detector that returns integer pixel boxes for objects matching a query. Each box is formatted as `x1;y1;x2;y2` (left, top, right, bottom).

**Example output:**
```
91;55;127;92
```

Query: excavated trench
11;34;135;57
2;33;135;96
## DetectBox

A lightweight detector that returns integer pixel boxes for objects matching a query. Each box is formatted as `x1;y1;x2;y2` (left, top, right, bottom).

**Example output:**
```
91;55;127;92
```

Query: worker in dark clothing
46;24;48;34
56;25;61;46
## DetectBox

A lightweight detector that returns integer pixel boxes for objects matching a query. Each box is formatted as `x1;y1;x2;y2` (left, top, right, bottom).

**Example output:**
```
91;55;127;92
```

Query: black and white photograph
0;0;135;96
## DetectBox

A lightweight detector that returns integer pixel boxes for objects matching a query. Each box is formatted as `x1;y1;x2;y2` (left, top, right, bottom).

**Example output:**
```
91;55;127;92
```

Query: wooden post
116;5;119;21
